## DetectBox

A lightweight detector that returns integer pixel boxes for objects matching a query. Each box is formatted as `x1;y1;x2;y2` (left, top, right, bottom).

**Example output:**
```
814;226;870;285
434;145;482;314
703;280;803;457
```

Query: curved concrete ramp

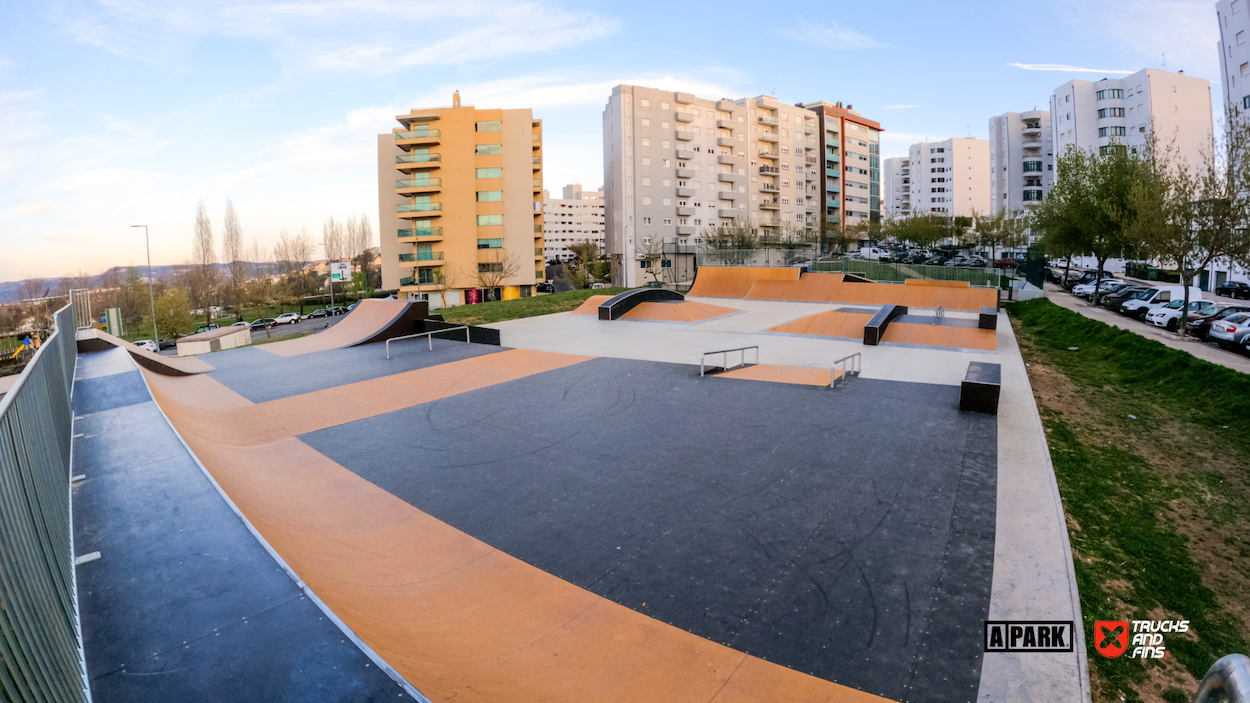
139;365;894;703
77;329;214;376
569;295;614;315
693;266;998;312
622;301;740;322
258;299;427;357
597;287;685;320
687;266;799;298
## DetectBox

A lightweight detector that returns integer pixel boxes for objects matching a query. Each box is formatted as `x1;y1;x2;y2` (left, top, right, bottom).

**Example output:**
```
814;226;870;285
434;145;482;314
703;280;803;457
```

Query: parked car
1118;286;1204;320
306;308;333;318
195;323;218;334
643;281;663;288
1209;312;1250;348
1065;270;1116;290
133;340;157;352
535;282;555;293
327;306;349;315
994;257;1019;268
230;321;249;327
904;253;929;265
1144;299;1208;331
1100;286;1151;309
924;255;949;265
1215;281;1250;299
250;318;277;328
858;247;890;261
591;283;606;289
274;312;301;325
968;255;988;267
1186;304;1250;339
945;257;970;267
1072;279;1123;299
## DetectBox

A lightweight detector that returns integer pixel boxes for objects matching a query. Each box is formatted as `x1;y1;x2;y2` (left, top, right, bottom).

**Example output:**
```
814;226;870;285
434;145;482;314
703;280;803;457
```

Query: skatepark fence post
699;345;758;376
385;325;471;359
831;352;861;388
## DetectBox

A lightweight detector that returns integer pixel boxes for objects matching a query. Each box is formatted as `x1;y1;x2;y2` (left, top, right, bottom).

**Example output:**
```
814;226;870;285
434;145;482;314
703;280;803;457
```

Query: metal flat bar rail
386;326;470;359
699;346;759;376
0;301;88;703
831;352;861;388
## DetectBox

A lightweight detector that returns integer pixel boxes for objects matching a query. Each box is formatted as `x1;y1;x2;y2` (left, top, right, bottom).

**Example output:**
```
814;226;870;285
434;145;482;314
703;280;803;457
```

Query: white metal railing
831;352;861;388
385;325;470;359
699;346;759;376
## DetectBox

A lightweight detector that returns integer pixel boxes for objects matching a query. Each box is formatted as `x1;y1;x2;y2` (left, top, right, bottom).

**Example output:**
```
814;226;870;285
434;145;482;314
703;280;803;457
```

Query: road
157;314;343;356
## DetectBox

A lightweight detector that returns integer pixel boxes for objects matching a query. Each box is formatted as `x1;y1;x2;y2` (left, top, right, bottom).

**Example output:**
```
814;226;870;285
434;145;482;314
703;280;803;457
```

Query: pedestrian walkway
1042;286;1250;375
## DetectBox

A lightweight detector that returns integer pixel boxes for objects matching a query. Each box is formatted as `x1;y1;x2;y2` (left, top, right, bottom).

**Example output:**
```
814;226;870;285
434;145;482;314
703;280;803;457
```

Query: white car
230;321;249;327
133;340;157;352
1119;286;1204;320
1072;279;1122;299
1144;299;1207;331
274;312;302;325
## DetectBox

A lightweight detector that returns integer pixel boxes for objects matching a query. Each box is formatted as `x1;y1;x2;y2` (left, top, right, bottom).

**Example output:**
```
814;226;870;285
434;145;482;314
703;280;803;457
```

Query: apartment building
802;102;882;230
542;184;605;262
1218;0;1250;114
602;85;822;288
883;156;910;217
1049;69;1213;168
905;138;991;218
377;93;544;307
988;111;1054;215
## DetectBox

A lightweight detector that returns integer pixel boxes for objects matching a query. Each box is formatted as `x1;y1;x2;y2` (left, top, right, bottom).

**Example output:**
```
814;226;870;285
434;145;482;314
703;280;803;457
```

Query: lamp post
130;225;158;349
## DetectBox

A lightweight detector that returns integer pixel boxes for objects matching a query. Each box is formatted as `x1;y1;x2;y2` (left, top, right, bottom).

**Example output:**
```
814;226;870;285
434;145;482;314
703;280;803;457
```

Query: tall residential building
1217;0;1250;113
602;85;823;288
905;138;991;218
542;184;605;263
988;111;1054;215
1049;69;1213;168
882;156;911;217
378;93;544;308
802;102;883;230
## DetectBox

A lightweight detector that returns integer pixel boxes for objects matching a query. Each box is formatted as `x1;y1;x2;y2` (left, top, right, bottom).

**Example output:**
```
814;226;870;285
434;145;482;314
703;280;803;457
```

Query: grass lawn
434;288;629;326
1006;298;1250;703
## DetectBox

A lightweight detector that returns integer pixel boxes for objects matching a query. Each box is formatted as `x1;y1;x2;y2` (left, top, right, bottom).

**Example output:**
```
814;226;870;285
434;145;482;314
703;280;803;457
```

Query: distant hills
0;263;280;303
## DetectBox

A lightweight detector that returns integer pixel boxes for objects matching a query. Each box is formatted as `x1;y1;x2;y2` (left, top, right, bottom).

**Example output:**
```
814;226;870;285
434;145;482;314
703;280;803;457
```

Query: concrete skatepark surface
70;280;1089;703
257;298;424;357
687;266;999;312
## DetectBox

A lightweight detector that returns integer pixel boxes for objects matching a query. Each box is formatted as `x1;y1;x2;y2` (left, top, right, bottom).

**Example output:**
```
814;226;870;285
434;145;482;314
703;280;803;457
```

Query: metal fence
810;258;1016;289
0;301;87;703
696;247;819;268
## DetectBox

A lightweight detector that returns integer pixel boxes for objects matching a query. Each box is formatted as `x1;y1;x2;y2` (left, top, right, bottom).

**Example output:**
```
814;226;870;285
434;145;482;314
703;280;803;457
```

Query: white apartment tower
1217;0;1250;114
1050;69;1213;168
905;138;991;218
883;156;911;217
542;184;605;263
603;85;821;288
988;111;1054;215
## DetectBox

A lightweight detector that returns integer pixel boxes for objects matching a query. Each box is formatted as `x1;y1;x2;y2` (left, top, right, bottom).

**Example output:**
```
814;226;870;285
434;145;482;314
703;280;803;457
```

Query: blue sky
0;0;1223;281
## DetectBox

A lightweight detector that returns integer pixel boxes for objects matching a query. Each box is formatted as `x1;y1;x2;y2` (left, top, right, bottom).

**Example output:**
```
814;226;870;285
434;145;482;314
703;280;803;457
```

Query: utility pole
131;225;158;348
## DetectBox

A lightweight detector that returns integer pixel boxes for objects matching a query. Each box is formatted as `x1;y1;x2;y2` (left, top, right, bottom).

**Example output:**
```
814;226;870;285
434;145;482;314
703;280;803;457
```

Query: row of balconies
398;251;445;262
398;227;443;239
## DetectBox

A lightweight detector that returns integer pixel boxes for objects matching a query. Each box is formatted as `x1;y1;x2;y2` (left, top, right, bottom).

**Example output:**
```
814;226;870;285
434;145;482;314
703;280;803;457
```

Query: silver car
1208;312;1250;349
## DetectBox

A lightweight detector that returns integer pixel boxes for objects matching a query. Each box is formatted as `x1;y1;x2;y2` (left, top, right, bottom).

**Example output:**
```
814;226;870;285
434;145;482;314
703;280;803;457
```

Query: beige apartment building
377;93;544;307
905;138;991;218
543;184;605;263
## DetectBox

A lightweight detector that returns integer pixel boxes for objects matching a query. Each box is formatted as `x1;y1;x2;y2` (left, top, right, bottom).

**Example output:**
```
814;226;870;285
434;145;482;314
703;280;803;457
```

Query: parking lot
156;313;344;356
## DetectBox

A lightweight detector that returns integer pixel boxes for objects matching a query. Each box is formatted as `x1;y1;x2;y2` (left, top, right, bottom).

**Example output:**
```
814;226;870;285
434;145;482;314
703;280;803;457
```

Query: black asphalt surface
70;348;405;702
299;355;998;703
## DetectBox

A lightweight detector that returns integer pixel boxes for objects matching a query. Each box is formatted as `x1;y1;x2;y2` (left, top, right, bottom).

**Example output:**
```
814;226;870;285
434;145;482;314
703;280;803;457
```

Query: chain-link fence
0;300;87;703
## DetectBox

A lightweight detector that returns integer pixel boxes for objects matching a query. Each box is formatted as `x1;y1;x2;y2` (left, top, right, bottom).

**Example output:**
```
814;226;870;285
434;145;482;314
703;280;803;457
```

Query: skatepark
56;269;1088;702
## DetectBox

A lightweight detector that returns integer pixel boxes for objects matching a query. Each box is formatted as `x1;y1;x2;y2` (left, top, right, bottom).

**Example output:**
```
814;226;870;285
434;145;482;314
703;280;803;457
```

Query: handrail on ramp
699;345;759;376
385;325;470;359
831;352;861;388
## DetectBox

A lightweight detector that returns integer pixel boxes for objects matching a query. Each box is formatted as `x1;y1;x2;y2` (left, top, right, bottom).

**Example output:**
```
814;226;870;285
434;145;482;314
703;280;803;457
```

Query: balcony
805;156;819;165
759;218;780;227
396;178;441;192
718;209;739;219
760;183;779;193
717;190;738;200
1022;125;1043;136
398;251;444;262
717;137;736;147
395;153;441;171
758;150;779;159
397;203;441;219
826;199;841;208
532;133;541;148
757;132;778;143
718;173;737;183
676;187;694;197
676;168;694;178
398;227;443;239
675;131;695;141
533;156;541;170
675;112;694;123
827;153;841;163
826;168;840;178
676;149;694;160
533;178;542;192
676;226;696;235
758;115;778;126
716;119;735;130
534;224;543;233
395;129;440;147
717;154;737;165
759;165;779;176
399;276;416;287
535;247;543;257
759;200;779;210
1022;138;1043;149
676;206;695;217
825;184;840;193
826;214;840;224
826;138;840;148
804;123;816;134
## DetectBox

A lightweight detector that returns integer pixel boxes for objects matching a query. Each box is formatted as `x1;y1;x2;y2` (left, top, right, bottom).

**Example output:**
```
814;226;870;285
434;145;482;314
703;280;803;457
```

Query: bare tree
636;237;665;284
322;216;347;262
17;279;45;301
191;200;217;323
467;251;522;300
222;199;247;320
248;237;267;279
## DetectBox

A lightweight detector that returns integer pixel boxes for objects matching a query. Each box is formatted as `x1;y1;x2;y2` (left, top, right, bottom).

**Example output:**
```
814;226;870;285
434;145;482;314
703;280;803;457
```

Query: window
476;214;503;226
642;177;651;186
642;217;651;225
475;121;502;132
476;238;503;249
641;118;651;127
475;167;502;178
476;191;503;202
1240;30;1247;46
1023;161;1043;172
662;218;672;225
642;197;652;205
1097;108;1125;118
1099;145;1127;155
1242;62;1250;78
661;102;670;110
474;144;502;156
1243;95;1250;109
1098;126;1127;137
661;121;670;129
640;98;650;107
478;262;504;273
642;157;651;166
641;137;650;147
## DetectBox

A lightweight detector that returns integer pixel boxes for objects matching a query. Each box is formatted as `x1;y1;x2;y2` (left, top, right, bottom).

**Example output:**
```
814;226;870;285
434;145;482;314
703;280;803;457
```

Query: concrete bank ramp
258;299;427;357
76;329;214;376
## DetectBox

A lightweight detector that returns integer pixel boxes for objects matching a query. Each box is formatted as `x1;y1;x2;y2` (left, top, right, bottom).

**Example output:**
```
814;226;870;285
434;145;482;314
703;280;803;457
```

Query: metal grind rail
831;353;861;388
699;346;759;376
385;326;471;359
0;300;89;703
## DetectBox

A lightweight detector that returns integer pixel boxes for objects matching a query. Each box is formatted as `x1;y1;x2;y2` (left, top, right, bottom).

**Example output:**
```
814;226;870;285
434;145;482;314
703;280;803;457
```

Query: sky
0;0;1226;282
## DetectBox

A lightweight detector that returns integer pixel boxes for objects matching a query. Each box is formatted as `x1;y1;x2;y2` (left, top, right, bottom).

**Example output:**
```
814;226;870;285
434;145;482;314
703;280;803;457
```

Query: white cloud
882;104;919;110
4;202;55;217
1009;63;1133;74
776;22;879;49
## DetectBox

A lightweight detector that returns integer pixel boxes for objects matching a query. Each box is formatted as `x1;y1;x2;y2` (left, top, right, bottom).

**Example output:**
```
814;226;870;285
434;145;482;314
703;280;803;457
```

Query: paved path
1042;286;1250;375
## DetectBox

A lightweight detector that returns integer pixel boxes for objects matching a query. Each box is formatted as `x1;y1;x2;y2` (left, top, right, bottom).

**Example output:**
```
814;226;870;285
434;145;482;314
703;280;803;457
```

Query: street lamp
131;225;158;349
